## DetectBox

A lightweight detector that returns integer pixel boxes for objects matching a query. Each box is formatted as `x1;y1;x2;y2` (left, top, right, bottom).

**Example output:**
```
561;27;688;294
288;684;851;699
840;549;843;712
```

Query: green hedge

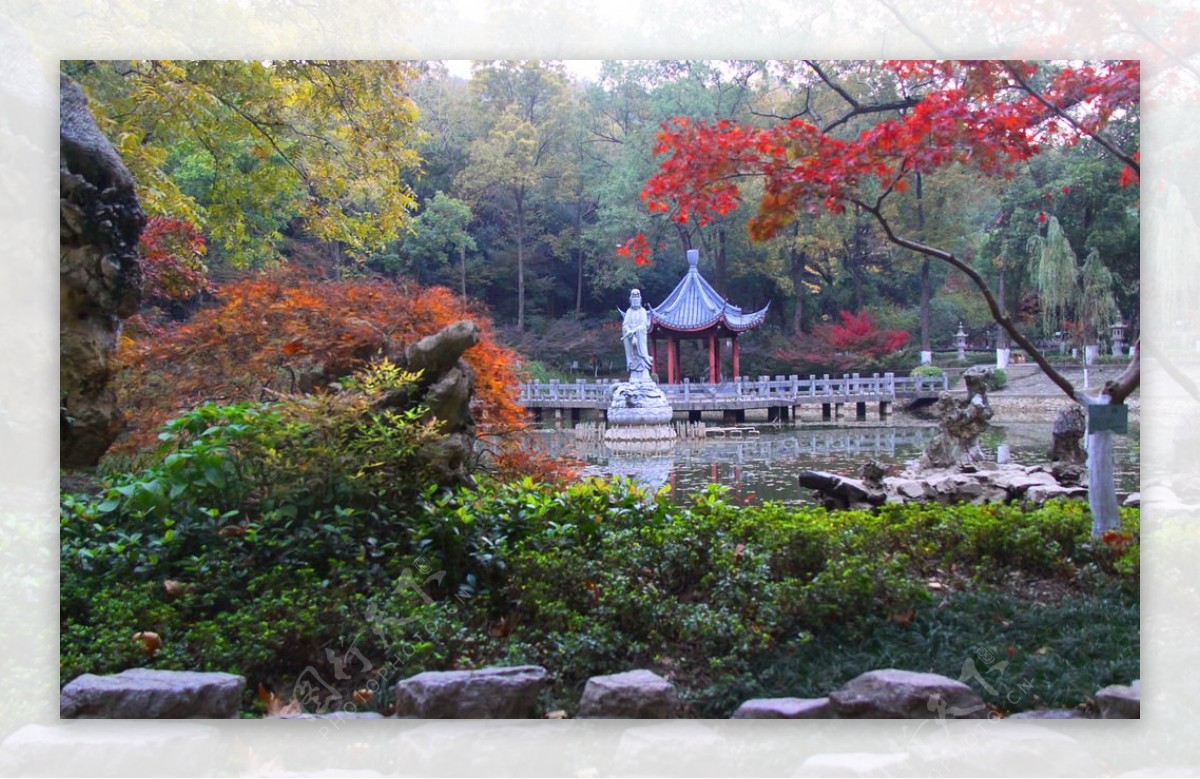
63;431;1139;717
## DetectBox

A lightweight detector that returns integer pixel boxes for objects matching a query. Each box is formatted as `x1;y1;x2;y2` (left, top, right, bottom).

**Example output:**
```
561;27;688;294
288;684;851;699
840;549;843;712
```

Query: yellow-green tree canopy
65;60;425;268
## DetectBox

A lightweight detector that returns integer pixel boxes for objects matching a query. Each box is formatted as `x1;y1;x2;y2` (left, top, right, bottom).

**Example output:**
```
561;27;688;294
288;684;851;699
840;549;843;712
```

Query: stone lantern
954;321;967;361
1110;320;1127;357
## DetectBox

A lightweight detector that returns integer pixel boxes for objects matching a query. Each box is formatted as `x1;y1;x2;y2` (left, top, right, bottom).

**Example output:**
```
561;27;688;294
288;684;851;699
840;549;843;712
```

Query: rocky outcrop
731;697;833;719
577;669;679;719
393;665;548;718
1050;405;1087;464
60;74;146;466
919;367;995;469
60;669;244;719
828;669;988;719
798;462;1089;509
383;319;480;484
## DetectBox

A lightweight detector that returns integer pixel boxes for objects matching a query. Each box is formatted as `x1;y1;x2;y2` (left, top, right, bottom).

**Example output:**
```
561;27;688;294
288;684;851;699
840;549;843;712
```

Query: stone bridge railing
518;373;947;409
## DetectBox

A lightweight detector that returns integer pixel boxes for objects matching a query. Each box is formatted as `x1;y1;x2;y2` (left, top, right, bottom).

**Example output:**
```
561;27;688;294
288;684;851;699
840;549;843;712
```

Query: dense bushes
63;406;1140;716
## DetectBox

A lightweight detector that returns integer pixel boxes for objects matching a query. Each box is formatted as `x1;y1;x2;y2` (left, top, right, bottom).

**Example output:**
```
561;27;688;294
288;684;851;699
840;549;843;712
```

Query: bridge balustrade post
790;375;799;396
809;375;817;397
683;378;690;401
550;379;559;400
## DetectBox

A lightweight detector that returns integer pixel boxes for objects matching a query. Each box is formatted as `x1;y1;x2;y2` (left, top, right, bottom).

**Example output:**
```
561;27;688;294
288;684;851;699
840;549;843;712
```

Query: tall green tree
455;61;573;330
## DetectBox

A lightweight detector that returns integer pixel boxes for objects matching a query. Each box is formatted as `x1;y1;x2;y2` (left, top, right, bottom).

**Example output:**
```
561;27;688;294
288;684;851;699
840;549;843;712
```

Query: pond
525;422;1140;506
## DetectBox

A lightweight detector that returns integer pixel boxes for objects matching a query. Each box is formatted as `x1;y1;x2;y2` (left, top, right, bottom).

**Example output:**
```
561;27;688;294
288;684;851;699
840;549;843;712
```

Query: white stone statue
621;288;654;382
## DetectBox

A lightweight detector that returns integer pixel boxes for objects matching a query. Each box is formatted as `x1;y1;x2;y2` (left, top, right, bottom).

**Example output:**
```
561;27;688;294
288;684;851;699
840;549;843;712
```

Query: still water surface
527;422;1140;506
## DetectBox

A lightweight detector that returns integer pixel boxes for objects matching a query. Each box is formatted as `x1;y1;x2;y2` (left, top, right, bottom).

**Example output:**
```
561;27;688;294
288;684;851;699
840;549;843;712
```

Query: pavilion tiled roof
649;249;770;333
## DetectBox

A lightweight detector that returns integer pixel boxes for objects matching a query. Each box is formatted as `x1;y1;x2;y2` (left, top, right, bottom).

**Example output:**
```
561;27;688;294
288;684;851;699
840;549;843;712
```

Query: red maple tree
624;60;1141;534
116;271;530;452
623;60;1138;400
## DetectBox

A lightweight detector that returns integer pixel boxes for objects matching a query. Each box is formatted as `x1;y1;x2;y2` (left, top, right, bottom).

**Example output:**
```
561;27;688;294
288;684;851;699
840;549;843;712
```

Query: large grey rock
1025;484;1089;504
393;665;547;718
731;697;833;719
828;669;987;719
59;669;244;718
1050;405;1087;464
577;669;679;719
60;74;146;466
1096;680;1140;719
403;320;480;385
798;470;885;510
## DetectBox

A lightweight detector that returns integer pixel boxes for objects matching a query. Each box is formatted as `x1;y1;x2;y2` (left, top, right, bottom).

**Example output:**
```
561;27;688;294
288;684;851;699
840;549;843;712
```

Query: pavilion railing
517;372;948;407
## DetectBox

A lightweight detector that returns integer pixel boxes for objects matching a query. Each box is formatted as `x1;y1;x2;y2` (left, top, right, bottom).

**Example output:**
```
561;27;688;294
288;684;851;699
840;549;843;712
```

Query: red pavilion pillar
708;332;719;383
732;335;741;379
667;337;679;384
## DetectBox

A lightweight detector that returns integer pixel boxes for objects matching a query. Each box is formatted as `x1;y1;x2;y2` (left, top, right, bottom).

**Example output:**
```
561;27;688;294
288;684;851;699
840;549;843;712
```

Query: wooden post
732;335;741;379
667;337;679;384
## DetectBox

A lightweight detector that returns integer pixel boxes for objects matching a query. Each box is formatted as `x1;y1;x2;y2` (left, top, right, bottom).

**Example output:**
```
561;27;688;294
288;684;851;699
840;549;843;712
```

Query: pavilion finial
686;249;699;270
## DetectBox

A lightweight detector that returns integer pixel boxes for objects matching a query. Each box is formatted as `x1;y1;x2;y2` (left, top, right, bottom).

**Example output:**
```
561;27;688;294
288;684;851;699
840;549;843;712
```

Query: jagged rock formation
798;463;1088;510
384;319;480;483
919;366;994;469
60;74;145;466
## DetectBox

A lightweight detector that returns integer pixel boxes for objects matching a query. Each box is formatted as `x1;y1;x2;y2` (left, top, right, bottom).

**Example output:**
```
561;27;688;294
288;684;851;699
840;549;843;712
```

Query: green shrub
63;459;1139;717
910;365;945;378
991;367;1008;390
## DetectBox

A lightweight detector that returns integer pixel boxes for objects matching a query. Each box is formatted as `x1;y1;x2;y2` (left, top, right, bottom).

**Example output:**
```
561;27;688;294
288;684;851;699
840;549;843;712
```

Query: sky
443;59;605;81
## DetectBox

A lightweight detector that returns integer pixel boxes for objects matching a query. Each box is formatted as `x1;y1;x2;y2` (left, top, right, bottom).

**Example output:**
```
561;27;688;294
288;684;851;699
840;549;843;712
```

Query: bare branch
1001;62;1140;173
854;198;1081;401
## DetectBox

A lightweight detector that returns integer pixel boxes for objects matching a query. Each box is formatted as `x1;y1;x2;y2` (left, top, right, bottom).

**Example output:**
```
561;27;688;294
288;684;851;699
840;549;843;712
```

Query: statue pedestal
604;381;676;442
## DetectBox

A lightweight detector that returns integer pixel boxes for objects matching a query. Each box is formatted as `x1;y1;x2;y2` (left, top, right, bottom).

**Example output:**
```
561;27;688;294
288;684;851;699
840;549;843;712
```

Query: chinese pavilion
648;249;770;384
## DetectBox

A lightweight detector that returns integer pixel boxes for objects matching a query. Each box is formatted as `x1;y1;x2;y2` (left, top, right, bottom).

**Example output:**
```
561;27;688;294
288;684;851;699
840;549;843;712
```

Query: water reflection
527;422;1140;506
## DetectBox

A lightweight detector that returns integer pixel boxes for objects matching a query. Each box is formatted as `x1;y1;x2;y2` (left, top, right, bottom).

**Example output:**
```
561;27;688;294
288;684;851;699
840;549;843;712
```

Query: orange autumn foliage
115;271;530;454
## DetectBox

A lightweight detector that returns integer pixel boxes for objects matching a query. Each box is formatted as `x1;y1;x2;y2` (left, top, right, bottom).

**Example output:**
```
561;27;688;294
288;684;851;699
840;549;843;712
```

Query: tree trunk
790;249;807;335
516;199;525;330
917;173;931;353
1077;391;1120;535
919;259;931;352
575;209;584;317
459;244;467;303
860;202;1141;537
996;268;1010;349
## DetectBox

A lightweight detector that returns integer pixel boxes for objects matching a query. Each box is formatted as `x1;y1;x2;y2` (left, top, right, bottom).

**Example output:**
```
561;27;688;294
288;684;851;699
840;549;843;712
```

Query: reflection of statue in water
621;288;654;382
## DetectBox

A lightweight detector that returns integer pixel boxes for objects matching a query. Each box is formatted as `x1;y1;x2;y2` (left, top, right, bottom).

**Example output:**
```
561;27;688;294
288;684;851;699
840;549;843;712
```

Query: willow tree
1028;215;1079;348
1078;248;1119;351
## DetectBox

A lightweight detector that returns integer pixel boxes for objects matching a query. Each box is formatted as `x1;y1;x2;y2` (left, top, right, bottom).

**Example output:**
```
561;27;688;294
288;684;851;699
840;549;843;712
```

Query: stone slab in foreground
394;665;548;718
60;669;244;719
